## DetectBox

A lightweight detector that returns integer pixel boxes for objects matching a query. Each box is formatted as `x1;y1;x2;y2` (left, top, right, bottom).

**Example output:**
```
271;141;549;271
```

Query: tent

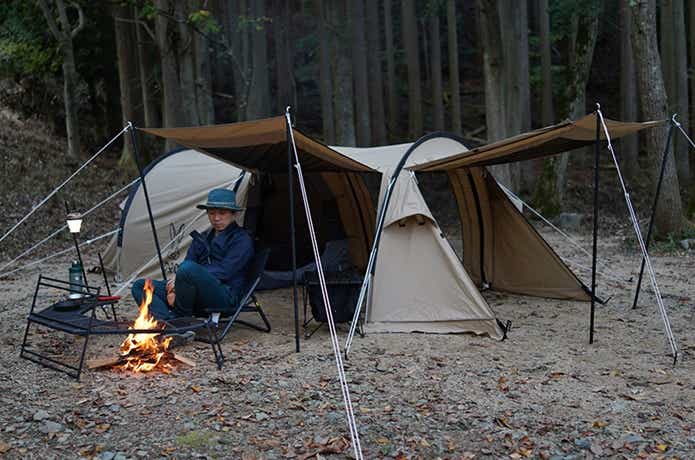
101;148;248;280
114;115;655;341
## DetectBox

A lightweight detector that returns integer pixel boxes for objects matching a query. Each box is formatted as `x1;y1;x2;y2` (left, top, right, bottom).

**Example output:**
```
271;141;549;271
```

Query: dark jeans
131;261;239;321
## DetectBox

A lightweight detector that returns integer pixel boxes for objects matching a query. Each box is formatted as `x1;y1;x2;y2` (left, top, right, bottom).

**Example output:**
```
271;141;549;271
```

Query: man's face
207;208;235;232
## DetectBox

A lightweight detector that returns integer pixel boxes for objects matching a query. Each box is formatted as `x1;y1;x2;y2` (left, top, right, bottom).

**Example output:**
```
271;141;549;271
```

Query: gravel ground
0;225;693;460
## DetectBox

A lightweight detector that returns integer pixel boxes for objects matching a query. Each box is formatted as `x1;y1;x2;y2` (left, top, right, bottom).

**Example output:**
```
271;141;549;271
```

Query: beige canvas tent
102;148;248;280
114;114;659;343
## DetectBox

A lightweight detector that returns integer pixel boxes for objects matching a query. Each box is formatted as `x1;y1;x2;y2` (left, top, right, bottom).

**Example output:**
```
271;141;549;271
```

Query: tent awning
140;117;375;173
412;114;665;172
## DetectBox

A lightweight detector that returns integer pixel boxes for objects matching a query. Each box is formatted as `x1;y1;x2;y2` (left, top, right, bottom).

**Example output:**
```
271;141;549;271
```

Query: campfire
88;279;194;373
119;279;173;372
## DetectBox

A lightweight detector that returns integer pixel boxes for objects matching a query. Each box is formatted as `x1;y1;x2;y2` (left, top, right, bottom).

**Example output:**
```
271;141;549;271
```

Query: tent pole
129;123;167;281
286;109;300;353
590;108;600;344
632;118;675;309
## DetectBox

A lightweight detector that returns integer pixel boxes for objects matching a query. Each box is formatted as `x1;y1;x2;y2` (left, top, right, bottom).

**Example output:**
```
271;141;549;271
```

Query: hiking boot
165;330;195;349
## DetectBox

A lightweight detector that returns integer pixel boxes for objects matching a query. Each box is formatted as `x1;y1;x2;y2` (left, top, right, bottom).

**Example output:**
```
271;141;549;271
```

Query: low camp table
20;275;226;380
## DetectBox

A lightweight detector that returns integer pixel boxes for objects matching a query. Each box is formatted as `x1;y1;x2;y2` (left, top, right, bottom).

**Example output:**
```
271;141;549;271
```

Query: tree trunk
401;0;423;138
533;1;601;214
498;0;530;192
192;1;214;126
37;0;84;159
274;0;295;114
620;0;639;181
352;0;371;146
246;0;271;119
477;0;511;187
113;4;138;170
231;0;250;121
135;16;161;129
631;0;683;236
318;0;335;144
154;0;184;142
384;0;398;139
538;0;554;126
61;41;82;159
178;2;197;126
671;0;689;183
430;10;444;131
333;0;356;145
366;0;387;144
446;0;462;136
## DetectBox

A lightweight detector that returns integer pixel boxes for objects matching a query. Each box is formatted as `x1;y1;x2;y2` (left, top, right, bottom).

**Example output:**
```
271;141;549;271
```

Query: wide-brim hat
196;188;244;211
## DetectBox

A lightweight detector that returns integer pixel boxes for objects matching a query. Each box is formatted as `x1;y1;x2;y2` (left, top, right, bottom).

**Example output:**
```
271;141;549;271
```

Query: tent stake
632;118;675;309
286;110;300;353
590;107;600;344
129;123;167;281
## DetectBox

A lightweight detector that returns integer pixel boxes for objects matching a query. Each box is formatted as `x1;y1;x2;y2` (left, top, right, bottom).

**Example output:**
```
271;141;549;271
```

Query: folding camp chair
167;248;271;366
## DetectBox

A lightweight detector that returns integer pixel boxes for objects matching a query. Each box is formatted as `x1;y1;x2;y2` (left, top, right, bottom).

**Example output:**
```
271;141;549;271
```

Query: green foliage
189;9;220;34
0;2;58;78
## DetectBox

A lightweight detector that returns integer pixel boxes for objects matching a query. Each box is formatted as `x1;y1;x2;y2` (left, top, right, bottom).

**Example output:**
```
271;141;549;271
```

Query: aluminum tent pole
129;123;167;281
589;107;600;344
632;118;675;309
286;109;300;353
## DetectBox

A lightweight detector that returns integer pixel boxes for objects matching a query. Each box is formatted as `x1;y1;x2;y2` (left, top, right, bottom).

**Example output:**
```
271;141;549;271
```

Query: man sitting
131;188;254;324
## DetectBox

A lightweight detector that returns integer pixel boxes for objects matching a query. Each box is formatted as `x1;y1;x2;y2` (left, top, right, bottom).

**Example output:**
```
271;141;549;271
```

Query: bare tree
246;0;271;119
333;0;356;145
112;4;139;169
538;0;554;126
620;0;638;180
402;0;423;138
631;0;684;236
447;0;462;135
499;0;530;191
478;0;512;187
430;5;444;131
36;0;85;159
535;1;601;213
366;0;387;144
274;0;295;114
384;0;398;139
660;0;689;184
318;0;335;144
352;0;371;146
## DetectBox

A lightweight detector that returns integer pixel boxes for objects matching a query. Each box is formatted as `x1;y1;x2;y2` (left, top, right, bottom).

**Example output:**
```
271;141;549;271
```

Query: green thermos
69;260;84;295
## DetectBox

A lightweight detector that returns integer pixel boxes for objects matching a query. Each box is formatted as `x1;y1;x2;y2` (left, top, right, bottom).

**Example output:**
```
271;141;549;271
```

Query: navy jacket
185;223;254;295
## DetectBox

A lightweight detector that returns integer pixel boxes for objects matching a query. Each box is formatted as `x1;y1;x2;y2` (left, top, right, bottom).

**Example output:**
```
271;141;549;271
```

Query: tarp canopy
140;117;374;173
413;114;665;171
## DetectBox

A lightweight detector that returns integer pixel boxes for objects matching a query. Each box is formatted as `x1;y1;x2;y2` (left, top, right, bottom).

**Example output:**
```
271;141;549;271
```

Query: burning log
88;279;195;373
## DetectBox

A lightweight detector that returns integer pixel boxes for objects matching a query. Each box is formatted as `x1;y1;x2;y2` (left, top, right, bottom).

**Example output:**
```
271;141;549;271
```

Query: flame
119;279;172;372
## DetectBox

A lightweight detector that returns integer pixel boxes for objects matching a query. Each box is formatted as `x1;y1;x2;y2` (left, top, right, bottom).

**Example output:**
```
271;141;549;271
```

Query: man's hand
166;275;176;307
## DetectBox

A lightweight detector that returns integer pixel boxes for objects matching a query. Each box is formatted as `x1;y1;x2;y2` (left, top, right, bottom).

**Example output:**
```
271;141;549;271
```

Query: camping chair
166;248;271;366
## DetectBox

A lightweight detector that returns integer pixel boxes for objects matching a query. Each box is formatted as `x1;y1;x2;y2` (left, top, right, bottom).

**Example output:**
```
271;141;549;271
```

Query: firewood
87;356;124;369
172;352;196;367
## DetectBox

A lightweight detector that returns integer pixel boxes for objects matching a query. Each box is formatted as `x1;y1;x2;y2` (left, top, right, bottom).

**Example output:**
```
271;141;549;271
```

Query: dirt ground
0;222;693;460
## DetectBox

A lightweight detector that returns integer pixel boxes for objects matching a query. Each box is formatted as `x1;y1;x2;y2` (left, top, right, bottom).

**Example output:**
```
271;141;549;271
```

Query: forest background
1;0;694;241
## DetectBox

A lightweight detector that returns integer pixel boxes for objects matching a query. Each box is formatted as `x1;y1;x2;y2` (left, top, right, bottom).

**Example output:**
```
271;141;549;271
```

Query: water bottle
69;260;84;297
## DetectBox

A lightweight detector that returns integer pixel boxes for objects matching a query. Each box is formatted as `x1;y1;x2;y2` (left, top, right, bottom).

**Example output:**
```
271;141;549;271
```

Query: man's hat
196;188;244;211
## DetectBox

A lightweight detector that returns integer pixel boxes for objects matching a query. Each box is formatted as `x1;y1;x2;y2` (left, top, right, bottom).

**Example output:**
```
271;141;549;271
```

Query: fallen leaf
191;386;201;393
0;441;10;453
655;443;668;452
592;420;609;428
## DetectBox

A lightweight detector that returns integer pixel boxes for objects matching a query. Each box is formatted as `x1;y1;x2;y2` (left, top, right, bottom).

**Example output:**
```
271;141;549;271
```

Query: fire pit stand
20;274;225;380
